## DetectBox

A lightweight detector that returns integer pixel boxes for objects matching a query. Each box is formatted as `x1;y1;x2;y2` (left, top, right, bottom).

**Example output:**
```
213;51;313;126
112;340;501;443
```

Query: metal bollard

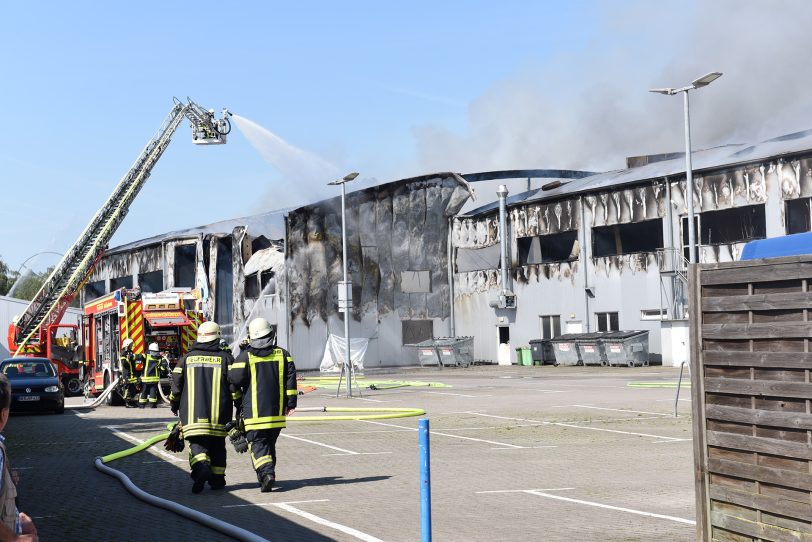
419;419;432;542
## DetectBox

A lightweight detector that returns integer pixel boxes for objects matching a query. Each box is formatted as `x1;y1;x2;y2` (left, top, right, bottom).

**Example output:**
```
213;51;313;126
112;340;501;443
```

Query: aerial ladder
8;97;232;363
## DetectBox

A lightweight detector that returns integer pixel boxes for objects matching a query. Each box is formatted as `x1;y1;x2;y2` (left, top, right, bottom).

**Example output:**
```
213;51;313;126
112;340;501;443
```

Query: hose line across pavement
94;406;425;540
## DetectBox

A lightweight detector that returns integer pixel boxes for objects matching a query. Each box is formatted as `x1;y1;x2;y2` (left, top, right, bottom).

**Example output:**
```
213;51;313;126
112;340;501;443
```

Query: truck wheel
65;377;82;397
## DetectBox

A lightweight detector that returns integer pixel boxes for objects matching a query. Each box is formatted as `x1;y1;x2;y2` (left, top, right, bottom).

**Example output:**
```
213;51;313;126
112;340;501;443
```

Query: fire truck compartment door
145;311;192;328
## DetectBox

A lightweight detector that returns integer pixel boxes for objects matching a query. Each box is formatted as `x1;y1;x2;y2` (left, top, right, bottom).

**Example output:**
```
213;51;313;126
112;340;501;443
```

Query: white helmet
148;342;160;354
197;321;221;343
248;318;272;340
122;338;134;349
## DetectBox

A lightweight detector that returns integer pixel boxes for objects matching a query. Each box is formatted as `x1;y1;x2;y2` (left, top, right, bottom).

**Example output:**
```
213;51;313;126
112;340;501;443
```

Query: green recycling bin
515;347;533;366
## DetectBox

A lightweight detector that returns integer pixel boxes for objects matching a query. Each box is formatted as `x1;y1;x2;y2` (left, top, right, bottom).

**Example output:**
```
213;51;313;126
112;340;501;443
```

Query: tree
0;256;18;297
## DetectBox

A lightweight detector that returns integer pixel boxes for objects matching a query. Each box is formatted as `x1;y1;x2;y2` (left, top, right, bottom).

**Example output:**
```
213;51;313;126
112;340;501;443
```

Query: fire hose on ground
67;377;121;410
94;407;426;541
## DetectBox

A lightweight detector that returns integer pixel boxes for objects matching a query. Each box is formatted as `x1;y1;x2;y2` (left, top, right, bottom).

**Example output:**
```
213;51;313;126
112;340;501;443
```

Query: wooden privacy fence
691;255;812;541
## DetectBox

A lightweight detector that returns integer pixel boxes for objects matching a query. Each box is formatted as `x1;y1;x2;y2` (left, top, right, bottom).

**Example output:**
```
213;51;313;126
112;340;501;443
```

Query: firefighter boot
209;475;226;490
191;463;212;494
260;473;275;493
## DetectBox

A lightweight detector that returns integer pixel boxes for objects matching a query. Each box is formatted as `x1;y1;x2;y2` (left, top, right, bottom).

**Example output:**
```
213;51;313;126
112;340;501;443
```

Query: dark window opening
519;231;579;265
402;320;433;345
139;271;163;293
596;311;619;332
786;199;811;235
260;270;276;294
592;219;663;258
252;236;274;252
682;204;766;247
498;326;510;344
540;315;561;339
215;238;234;340
244;273;260;299
174;244;197;288
85;280;106;299
109;276;133;291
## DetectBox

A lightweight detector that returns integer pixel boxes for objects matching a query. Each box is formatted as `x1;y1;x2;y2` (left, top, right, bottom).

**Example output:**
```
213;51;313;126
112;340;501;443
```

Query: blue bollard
419;418;432;542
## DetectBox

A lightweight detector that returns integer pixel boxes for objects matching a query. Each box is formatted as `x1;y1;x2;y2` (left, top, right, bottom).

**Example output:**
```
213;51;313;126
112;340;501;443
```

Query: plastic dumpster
575;333;606;366
433;337;474;368
416;340;440;367
515;347;533;366
529;339;556;365
549;334;586;366
599;331;650;367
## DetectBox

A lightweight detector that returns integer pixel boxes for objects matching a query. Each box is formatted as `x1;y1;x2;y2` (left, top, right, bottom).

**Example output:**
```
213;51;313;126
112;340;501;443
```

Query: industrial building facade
82;129;812;370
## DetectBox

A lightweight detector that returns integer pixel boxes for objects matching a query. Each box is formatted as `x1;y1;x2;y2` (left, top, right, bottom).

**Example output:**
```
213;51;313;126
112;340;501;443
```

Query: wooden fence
691;255;812;541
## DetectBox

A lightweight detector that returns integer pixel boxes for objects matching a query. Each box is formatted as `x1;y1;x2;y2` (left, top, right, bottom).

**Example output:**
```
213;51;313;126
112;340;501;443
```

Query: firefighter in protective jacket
169;321;234;493
139;342;166;408
119;338;143;408
228;317;297;492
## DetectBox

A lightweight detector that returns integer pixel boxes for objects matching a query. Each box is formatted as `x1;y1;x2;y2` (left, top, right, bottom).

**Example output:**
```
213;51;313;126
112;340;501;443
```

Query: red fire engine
81;287;205;405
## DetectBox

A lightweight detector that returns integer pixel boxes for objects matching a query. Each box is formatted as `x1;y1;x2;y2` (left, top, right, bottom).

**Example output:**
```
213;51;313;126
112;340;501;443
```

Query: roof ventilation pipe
489;185;516;309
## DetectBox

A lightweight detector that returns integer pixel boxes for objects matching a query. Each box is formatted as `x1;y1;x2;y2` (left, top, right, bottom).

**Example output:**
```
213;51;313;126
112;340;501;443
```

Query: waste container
575;333;606;366
433;337;474;368
416;340;440;367
549;334;586;366
529;339;556;365
599;331;650;367
515;347;533;366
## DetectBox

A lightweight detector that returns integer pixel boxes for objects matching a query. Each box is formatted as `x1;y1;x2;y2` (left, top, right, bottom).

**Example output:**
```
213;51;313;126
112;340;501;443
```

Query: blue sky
1;1;807;272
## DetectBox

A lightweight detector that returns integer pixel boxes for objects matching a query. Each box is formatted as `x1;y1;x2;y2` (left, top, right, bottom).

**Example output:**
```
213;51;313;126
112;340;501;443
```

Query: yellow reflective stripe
286;390;297;396
211;466;226;475
186;368;195;427
252;455;274;468
231;362;246;369
186;355;222;366
250;358;258;422
243;421;286;430
172;367;183;374
244;415;286;424
211;366;221;426
278;353;285;416
189;452;209;465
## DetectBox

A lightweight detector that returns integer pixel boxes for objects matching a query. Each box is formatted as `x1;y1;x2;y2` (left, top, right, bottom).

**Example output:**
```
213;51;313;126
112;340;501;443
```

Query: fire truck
82;287;205;405
5;97;229;401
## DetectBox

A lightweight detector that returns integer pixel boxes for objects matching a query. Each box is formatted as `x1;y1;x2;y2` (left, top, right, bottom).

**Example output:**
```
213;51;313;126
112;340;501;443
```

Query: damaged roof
461;128;812;217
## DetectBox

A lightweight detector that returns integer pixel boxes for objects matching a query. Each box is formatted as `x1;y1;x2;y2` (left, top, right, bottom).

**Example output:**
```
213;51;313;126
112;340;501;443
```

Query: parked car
0;358;65;414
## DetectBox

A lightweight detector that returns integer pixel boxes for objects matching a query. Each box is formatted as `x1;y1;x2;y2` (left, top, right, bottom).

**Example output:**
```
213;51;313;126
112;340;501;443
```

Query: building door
497;325;511;365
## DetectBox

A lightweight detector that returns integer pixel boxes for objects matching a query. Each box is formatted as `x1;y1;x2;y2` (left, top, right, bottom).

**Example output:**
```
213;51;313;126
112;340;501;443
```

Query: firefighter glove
164;422;185;453
225;420;248;453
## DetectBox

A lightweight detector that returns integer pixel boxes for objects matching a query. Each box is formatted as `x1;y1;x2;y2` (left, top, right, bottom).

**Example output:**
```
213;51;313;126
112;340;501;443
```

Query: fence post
419;419;432;542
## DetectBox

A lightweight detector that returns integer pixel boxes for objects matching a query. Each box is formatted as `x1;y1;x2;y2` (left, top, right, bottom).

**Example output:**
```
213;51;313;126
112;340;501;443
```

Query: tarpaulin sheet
320;334;368;373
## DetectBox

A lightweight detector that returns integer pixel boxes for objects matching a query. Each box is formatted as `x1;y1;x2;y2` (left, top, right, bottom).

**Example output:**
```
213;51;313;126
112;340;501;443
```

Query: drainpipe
580;196;590;332
497;185;511;294
664;178;675;320
447;217;456;337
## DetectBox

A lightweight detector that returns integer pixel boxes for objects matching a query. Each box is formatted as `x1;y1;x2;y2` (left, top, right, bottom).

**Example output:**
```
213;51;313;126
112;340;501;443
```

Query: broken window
85;280;106;300
683;204;766;246
786;198;811;235
455;245;501;273
519;231;579;265
596;311;619;332
540;315;561;339
214;238;234;338
260;270;276;294
244;273;260;299
402;320;433;345
592;219;663;258
139;271;163;293
174;244;197;288
109;276;133;291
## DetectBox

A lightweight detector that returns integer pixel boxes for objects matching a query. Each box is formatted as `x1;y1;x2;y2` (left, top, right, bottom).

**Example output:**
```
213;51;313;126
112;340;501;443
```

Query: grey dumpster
416;340;440;367
549;334;586;366
433;337;474;368
529;339;555;365
599;331;650;367
575;333;606;366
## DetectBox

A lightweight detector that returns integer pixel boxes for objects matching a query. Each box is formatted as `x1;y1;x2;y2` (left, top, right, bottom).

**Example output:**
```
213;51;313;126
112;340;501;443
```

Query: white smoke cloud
413;1;812;174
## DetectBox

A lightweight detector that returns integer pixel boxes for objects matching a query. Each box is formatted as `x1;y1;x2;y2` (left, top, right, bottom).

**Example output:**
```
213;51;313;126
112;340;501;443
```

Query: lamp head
691;72;722;88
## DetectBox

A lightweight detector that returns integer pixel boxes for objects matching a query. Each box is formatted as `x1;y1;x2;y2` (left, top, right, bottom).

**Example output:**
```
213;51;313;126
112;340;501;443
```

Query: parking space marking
570;405;670;417
107;427;182;462
223;499;329;508
466;412;682;442
272;501;386;542
476;488;574;494
287;429;414;436
280;433;361;455
421;391;484;398
360;419;548;449
513;490;695;525
651;438;692;444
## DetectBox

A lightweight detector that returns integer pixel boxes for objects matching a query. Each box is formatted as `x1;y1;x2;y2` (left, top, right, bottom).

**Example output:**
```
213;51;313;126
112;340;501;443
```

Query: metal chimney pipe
497;185;510;293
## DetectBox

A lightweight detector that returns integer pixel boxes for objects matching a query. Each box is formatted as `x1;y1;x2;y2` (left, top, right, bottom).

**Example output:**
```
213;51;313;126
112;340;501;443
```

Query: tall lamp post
650;72;722;264
328;172;359;397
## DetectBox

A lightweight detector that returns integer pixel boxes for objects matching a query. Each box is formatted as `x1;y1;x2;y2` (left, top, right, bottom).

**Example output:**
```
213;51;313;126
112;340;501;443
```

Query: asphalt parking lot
5;365;696;541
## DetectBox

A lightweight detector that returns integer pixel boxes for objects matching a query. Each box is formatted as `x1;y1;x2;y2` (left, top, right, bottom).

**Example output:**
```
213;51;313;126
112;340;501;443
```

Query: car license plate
18;396;40;402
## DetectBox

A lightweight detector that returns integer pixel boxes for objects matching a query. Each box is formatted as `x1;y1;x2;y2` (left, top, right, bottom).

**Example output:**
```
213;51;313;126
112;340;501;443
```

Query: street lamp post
650;72;722;264
328;172;359;398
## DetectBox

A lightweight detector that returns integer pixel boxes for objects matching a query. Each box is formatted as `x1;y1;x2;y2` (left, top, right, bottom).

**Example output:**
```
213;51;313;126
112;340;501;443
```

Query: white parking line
651;438;692;444
523;490;695;525
359;419;550;449
223;499;330;509
107;428;182;462
421;391;485;398
465;412;682;442
476;488;574;494
570;405;669;417
280;433;360;455
272;501;386;542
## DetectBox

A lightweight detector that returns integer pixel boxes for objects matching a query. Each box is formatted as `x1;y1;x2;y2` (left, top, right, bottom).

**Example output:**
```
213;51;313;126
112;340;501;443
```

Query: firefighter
228;317;297;492
169;321;234;493
119;339;143;408
219;339;231;353
138;343;166;409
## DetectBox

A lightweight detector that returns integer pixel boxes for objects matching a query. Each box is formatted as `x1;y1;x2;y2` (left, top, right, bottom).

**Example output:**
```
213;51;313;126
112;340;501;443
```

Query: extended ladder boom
13;98;231;353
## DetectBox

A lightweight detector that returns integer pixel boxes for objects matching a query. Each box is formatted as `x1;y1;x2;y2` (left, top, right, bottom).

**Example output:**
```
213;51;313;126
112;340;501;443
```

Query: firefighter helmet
197;321;221;343
148;342;160;354
122;338;134;350
248;318;272;340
